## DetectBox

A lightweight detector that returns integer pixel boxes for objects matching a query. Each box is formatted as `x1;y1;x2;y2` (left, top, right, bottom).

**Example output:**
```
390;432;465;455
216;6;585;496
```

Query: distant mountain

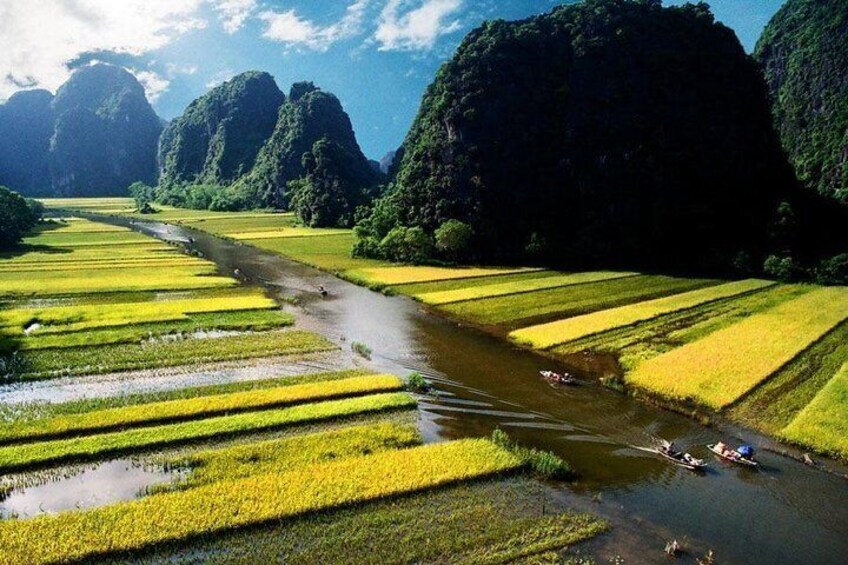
0;90;54;196
358;0;798;273
0;64;162;197
235;82;382;209
379;150;397;175
756;0;848;204
158;71;285;189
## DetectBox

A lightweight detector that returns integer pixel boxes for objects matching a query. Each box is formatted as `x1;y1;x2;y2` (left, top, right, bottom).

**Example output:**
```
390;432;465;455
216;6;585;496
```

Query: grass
415;271;638;305
510;279;774;349
627;287;848;409
347;266;541;287
0;369;371;422
120;477;605;565
8;330;336;381
0;392;416;472
439;275;718;328
0;439;521;564
0;375;404;445
780;362;848;459
155;422;421;491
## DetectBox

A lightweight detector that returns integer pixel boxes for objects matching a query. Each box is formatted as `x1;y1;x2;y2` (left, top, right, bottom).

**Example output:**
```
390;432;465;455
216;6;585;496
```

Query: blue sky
0;1;787;159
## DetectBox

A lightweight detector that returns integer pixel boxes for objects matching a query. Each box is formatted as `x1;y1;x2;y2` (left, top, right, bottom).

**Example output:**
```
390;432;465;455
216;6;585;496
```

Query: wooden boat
708;444;759;468
633;443;708;471
539;370;578;385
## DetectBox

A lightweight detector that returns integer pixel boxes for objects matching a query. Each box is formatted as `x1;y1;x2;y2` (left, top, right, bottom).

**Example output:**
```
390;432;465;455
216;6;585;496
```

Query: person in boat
661;441;678;457
318;285;328;297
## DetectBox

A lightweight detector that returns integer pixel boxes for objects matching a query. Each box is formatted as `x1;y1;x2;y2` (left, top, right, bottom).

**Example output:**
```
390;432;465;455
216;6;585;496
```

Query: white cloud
212;0;257;34
0;0;206;101
375;0;463;51
259;0;370;52
132;69;170;102
205;68;235;89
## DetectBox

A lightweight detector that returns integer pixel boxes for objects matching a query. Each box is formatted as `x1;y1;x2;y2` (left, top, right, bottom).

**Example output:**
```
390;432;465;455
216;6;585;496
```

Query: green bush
406;371;431;393
491;428;574;480
380;226;434;263
0;186;41;249
435;219;473;261
763;254;800;282
815;254;848;285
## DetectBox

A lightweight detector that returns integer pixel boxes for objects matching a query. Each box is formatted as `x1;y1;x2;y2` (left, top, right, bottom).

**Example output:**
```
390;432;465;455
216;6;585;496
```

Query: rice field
627;287;848;409
0;375;404;444
0;439;522;565
1;204;602;561
0;392;416;472
40;200;848;461
780;363;848;459
510;279;774;349
415;271;637;305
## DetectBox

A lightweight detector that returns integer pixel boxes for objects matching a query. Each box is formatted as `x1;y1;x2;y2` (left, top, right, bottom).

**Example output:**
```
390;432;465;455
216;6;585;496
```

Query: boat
635;440;708;471
708;443;759;468
655;446;708;471
539;370;578;385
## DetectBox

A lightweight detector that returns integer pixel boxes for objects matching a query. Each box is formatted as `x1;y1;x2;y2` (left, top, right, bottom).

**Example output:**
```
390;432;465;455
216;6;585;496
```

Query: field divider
0;439;522;565
509;279;774;349
0;375;405;447
0;392;417;473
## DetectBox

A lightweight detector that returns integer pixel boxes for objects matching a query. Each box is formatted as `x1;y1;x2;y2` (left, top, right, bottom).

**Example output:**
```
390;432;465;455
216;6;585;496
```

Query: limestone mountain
358;0;799;273
0;64;161;197
158;71;285;189
756;0;848;204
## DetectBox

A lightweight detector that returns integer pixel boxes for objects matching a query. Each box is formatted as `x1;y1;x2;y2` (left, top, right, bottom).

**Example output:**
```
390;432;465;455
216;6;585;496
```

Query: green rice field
0;202;603;562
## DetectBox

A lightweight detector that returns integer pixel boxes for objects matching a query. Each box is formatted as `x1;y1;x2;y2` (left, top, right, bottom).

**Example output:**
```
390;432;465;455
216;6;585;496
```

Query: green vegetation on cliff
756;0;848;205
356;0;798;273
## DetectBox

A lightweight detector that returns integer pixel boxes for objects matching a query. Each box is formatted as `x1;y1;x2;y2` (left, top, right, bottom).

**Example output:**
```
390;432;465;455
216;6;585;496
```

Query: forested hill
756;0;848;205
158;71;286;190
357;0;799;273
0;64;162;197
158;78;382;220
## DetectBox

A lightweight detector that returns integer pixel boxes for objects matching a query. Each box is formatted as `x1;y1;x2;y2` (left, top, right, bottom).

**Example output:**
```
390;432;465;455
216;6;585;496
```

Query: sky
0;0;787;159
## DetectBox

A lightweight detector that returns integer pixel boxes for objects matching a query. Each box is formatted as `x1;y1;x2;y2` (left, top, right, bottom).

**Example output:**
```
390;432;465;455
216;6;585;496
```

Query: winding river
4;215;848;564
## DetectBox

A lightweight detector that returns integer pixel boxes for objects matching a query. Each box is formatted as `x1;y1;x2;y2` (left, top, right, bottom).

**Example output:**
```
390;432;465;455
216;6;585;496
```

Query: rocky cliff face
756;0;848;204
158;71;285;189
0;64;162;197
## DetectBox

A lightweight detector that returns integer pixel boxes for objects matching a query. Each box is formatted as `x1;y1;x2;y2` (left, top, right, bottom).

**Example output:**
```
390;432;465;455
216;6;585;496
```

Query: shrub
763;254;799;282
351;341;372;359
407;372;430;393
491;428;574;480
434;220;473;261
379;226;434;263
128;182;156;214
815;254;848;285
0;186;40;249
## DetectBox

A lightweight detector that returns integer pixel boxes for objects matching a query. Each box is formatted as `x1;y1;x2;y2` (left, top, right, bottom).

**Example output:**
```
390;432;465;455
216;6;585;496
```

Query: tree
0;186;41;248
435;219;473;261
379;226;434;263
128;182;156;214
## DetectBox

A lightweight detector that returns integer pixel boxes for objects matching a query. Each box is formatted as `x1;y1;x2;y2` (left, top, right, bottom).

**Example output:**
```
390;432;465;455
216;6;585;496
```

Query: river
5;215;848;564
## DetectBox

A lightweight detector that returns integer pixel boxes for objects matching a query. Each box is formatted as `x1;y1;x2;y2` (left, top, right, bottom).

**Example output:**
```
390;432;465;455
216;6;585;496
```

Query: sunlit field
0;203;605;562
42;198;848;461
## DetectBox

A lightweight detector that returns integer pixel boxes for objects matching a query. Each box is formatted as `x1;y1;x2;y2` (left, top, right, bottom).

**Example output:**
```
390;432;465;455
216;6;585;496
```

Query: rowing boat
708;444;759;468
